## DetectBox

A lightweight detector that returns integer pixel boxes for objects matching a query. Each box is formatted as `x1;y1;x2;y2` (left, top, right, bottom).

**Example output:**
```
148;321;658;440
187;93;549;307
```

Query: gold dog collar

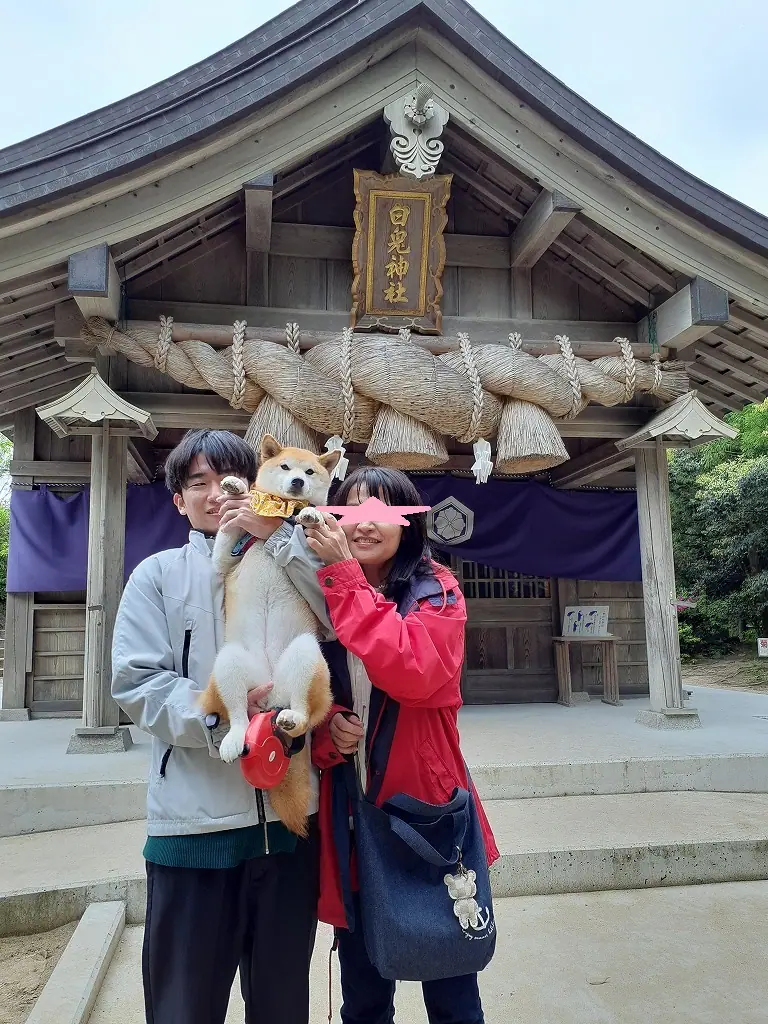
248;490;310;519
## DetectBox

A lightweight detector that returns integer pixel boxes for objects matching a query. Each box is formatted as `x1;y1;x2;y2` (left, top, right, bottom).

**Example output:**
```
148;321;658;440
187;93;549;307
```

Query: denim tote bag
349;763;497;982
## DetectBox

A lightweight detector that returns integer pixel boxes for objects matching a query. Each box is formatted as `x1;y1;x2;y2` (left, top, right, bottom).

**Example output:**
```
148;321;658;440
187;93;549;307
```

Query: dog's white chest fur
221;540;318;679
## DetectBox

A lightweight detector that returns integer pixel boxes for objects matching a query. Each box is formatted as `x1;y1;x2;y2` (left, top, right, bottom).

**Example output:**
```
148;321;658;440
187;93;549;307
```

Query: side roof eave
1;0;767;260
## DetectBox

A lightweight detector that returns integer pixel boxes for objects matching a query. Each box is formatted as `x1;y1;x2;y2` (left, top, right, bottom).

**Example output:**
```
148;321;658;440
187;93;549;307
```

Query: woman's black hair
164;429;257;495
331;466;433;603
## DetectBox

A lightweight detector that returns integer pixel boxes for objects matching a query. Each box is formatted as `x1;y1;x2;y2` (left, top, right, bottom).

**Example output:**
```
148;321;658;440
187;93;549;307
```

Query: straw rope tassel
457;332;493;484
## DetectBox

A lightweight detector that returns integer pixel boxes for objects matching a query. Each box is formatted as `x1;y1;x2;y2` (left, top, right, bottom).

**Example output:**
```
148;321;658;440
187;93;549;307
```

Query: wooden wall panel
158;232;246;305
269;255;327;309
457;268;510;319
29;599;86;715
556;579;648;696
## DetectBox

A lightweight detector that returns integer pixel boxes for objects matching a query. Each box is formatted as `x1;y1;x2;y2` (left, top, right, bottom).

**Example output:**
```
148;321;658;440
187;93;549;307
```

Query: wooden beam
635;442;695;723
0;284;69;324
122;205;242;281
691;382;741;413
68;244;121;321
127;437;154;484
119;391;649;439
122;300;646;354
689;362;764;406
10;460;91;481
268;223;513;270
78;423;128;739
442;154;525;218
708;327;768;369
690;342;768;391
1;408;35;719
727;305;768;344
273;131;379;202
0;365;89;410
244;174;274;253
643;278;730;356
509;190;581;268
0;331;56;363
0;374;90;419
553;235;651;307
549;440;634;489
131;228;238;291
0;347;66;382
0;311;56;345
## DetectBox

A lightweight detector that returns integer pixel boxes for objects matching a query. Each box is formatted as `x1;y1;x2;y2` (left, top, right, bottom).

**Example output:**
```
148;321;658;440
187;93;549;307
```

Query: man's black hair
164;430;257;495
331;466;433;605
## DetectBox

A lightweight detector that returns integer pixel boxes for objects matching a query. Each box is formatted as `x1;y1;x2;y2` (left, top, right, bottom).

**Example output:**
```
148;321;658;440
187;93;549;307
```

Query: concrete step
5;752;768;837
87;883;768;1024
3;792;768;936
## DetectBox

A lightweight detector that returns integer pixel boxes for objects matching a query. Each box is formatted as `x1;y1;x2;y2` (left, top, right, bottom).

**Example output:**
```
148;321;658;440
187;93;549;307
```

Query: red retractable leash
239;709;301;790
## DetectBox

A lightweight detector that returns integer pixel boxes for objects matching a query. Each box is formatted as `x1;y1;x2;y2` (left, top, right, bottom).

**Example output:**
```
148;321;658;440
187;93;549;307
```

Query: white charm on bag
443;858;492;936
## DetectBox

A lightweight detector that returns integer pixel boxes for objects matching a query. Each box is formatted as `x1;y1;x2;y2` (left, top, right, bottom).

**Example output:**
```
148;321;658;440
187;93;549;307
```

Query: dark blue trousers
336;897;485;1024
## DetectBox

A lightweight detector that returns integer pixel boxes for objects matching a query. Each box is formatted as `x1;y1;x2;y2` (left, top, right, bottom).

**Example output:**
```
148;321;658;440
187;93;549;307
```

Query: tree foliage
670;400;768;655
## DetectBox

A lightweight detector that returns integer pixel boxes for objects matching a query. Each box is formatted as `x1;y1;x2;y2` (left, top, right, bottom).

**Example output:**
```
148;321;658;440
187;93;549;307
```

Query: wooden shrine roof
1;0;768;431
1;0;767;259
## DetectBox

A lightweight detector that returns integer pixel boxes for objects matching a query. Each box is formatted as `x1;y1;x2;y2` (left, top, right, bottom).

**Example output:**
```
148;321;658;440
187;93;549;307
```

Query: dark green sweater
143;821;297;869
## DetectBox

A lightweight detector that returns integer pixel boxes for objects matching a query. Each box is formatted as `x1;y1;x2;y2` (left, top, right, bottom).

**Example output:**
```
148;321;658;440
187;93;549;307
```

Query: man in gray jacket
112;429;328;1024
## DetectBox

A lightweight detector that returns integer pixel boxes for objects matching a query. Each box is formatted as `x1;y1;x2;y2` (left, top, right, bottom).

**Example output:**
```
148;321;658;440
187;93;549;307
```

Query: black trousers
336;896;485;1024
142;822;319;1024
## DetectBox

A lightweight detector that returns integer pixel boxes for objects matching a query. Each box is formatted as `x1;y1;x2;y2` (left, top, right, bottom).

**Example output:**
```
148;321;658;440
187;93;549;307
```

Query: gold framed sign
350;170;452;335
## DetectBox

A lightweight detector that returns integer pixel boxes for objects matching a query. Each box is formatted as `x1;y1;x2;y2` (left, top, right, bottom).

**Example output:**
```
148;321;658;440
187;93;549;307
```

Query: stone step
87;883;768;1024
5;751;768;836
3;792;767;935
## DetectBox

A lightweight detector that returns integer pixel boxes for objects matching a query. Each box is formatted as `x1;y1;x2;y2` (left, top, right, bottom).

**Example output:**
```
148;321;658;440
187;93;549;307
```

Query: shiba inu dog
200;435;338;836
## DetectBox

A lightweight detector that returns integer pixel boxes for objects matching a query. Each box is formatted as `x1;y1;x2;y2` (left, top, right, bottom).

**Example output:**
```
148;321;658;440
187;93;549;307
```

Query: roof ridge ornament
383;84;448;180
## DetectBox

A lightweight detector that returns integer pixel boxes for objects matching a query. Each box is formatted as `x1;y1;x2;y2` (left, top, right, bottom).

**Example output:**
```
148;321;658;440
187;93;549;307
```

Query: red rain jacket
310;558;499;929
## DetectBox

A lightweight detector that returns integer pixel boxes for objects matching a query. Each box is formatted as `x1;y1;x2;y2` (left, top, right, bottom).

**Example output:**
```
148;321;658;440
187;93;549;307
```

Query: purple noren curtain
7;477;641;593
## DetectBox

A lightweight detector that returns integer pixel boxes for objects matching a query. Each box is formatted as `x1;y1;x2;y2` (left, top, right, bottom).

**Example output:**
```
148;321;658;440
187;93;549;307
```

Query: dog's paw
297;507;323;528
220;476;248;496
219;725;248;763
275;709;308;738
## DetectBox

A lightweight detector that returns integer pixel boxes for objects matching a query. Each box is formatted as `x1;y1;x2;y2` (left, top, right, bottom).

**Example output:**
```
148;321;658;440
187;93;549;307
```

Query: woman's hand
304;513;354;565
218;493;283;539
329;712;364;756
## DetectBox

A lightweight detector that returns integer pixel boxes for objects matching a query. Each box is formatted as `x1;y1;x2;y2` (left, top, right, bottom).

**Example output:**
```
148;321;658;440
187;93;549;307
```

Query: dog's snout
290;477;305;490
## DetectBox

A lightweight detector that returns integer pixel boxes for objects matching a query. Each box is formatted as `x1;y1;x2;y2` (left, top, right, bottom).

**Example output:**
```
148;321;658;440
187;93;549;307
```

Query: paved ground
2;686;767;792
88;882;768;1024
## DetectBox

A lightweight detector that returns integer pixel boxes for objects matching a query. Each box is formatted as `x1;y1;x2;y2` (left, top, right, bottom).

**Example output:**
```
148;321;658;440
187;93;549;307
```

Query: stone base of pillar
569;692;591;705
0;708;31;721
67;726;134;754
636;708;702;730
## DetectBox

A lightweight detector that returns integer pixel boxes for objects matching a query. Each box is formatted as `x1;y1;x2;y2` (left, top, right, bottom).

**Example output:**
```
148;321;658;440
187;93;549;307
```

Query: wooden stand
554;635;621;706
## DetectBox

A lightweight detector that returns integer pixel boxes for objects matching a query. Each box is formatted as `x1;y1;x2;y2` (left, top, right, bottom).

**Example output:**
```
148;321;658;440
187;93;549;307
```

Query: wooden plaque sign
350;170;451;335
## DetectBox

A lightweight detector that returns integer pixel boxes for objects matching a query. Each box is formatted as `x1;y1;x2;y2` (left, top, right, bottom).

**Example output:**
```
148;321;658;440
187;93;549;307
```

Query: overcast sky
2;0;765;213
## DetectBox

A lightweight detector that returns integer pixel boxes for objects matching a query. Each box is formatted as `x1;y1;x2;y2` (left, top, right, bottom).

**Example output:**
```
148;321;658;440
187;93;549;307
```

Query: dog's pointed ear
260;435;283;461
319;449;341;473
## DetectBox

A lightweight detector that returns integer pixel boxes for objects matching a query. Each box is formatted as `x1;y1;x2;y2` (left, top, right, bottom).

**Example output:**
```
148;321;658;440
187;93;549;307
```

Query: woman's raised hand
303;513;354;565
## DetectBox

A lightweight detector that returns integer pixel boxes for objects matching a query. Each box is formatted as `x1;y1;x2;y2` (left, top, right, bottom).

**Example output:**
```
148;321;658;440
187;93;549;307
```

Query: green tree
670;400;768;653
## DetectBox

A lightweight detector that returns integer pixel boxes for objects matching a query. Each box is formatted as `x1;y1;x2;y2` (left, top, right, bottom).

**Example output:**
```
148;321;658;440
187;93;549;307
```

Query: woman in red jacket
303;466;498;1024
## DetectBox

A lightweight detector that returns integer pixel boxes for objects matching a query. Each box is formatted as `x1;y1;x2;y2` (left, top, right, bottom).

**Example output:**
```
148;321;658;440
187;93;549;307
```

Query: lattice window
453;559;551;600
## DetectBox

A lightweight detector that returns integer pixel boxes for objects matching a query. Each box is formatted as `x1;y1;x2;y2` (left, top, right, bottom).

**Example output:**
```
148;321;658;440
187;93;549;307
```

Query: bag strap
388;813;468;868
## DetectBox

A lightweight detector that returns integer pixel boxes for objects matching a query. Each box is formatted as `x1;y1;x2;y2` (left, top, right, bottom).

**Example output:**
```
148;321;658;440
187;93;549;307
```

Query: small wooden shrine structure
0;0;764;741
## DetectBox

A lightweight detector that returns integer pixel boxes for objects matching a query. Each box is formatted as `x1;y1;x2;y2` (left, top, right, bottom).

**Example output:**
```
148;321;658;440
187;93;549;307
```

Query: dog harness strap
231;533;258;557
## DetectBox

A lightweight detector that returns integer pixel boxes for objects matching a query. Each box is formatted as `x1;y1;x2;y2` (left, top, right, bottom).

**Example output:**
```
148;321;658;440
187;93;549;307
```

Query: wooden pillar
68;423;132;751
634;440;701;728
0;409;35;721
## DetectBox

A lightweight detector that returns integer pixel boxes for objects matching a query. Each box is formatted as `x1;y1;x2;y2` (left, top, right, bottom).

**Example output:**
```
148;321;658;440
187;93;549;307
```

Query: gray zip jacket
111;524;330;836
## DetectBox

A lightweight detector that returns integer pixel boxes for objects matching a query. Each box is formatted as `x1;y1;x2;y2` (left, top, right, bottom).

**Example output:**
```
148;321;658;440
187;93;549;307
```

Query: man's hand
329;712;364;756
218;493;283;539
247;682;273;719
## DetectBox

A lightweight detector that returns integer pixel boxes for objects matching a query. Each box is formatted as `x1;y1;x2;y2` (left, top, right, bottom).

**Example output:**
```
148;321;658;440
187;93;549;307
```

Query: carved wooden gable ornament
350;170;452;335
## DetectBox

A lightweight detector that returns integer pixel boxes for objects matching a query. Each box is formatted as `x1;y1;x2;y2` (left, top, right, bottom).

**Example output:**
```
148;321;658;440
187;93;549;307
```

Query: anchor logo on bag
444;854;495;941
